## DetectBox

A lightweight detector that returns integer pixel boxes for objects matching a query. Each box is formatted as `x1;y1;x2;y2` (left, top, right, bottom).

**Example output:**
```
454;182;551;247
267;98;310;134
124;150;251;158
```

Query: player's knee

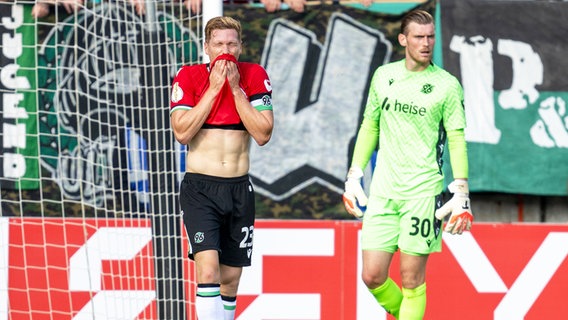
220;277;241;296
400;271;425;289
361;270;388;289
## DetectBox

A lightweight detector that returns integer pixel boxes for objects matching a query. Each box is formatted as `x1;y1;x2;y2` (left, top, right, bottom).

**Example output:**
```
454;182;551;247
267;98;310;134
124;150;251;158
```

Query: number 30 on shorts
409;217;432;238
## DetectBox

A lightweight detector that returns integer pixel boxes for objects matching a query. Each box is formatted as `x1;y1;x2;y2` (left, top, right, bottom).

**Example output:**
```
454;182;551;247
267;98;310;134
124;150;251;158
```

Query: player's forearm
233;89;273;145
171;110;206;145
447;129;468;179
351;117;379;170
244;110;274;146
171;88;218;145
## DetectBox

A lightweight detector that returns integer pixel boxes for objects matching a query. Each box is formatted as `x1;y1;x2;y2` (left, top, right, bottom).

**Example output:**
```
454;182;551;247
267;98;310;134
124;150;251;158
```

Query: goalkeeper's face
205;28;243;62
398;22;435;68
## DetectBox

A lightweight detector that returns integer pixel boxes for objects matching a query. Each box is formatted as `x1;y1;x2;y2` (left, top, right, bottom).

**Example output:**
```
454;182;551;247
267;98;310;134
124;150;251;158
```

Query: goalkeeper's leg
395;196;442;319
369;277;402;318
361;201;404;318
399;283;426;320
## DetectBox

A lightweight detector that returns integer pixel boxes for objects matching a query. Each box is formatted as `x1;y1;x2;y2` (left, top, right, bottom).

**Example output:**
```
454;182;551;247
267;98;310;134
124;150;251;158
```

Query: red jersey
170;54;273;130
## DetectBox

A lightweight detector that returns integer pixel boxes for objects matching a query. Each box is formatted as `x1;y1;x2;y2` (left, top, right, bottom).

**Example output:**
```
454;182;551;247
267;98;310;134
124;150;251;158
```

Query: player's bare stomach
186;128;251;178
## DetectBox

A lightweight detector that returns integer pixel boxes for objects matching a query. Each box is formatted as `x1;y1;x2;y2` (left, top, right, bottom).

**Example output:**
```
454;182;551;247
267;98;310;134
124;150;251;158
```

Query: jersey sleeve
170;65;204;114
243;64;273;112
363;68;382;122
442;77;466;131
447;129;468;179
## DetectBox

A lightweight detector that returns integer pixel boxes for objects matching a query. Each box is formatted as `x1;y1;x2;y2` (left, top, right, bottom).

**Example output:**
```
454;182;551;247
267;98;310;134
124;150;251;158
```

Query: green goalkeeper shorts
361;194;443;255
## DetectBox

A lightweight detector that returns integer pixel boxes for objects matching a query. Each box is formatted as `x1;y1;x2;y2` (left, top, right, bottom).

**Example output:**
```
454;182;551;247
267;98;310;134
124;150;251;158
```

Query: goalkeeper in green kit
342;9;473;320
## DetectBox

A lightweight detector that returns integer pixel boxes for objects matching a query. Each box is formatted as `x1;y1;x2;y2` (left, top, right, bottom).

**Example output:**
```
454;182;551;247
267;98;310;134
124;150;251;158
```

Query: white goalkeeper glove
435;180;473;235
342;167;368;218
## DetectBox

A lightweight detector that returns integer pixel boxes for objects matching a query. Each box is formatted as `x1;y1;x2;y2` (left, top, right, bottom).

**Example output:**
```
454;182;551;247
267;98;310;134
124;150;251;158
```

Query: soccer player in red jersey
170;16;273;319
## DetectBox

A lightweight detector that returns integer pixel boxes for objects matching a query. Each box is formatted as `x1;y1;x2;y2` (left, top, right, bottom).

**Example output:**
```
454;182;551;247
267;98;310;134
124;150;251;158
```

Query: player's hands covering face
209;60;229;92
225;61;241;91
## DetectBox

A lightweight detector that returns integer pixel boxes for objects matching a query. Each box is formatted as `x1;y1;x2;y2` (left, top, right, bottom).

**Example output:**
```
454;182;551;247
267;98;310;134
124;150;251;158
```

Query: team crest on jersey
421;83;434;94
194;232;205;244
262;95;272;106
171;82;184;102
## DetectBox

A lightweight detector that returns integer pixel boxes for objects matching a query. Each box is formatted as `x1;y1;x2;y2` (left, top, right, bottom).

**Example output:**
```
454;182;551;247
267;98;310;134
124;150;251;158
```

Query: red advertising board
2;218;567;319
2;218;157;319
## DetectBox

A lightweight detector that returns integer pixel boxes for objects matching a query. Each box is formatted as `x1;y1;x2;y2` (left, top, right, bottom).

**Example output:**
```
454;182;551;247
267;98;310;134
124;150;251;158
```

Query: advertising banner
2;218;567;319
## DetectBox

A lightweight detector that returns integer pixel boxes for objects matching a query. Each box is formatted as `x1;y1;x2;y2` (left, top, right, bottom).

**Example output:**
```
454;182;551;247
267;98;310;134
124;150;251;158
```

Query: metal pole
201;0;223;63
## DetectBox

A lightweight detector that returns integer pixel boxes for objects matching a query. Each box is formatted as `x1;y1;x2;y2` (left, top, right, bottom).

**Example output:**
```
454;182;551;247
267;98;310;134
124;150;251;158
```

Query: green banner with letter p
442;0;568;196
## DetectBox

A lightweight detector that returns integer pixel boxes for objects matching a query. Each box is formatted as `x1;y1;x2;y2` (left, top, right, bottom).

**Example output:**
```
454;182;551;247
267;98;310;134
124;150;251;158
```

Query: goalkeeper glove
435;180;473;234
342;167;368;218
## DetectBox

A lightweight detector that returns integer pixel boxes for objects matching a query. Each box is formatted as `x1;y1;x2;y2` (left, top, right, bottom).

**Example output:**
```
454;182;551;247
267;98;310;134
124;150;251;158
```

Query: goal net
0;0;205;318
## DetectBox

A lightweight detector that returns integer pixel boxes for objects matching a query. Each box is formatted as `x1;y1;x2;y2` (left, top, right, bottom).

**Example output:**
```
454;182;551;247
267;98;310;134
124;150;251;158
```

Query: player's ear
204;41;211;57
398;33;407;47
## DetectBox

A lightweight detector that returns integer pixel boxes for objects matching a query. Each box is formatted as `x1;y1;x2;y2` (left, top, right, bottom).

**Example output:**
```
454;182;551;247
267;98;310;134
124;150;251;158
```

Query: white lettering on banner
1;4;29;180
531;96;568;148
1;4;23;29
443;232;507;293
73;291;156;320
2;31;22;59
445;232;568;319
2;121;27;178
238;228;335;319
494;232;568;320
2;153;25;179
449;35;567;151
449;35;501;144
497;39;543;110
0;219;9;320
3;93;27;119
238;294;320;320
68;227;155;319
3;123;26;149
0;64;29;90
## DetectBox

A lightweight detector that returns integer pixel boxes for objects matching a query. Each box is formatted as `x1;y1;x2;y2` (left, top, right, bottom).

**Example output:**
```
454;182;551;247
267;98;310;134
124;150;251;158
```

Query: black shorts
180;172;255;267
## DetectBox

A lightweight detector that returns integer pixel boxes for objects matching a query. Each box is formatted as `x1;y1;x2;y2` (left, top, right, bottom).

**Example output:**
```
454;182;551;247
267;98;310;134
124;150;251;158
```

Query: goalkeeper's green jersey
363;59;466;199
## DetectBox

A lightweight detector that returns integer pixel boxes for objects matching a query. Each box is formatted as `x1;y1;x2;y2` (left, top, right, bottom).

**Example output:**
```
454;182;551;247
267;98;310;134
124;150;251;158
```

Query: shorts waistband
183;172;250;184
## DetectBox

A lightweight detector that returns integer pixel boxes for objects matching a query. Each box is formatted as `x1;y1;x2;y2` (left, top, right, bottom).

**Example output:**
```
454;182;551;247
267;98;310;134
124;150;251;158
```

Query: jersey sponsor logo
380;97;427;116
